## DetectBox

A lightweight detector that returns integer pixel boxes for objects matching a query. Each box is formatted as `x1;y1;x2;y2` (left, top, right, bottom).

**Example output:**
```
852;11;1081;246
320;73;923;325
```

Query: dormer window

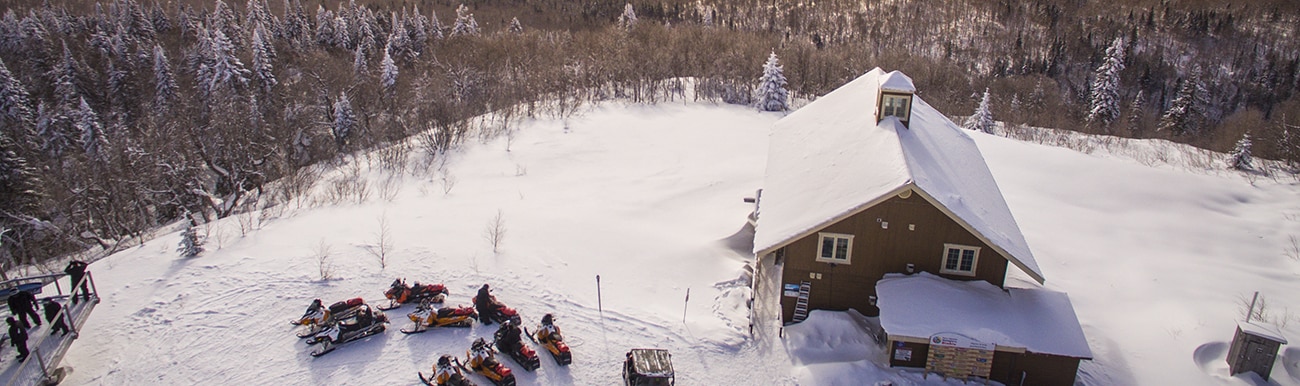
879;92;912;127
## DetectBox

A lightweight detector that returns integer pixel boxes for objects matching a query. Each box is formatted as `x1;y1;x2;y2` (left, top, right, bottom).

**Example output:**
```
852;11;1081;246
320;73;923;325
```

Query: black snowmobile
494;320;540;371
308;303;389;357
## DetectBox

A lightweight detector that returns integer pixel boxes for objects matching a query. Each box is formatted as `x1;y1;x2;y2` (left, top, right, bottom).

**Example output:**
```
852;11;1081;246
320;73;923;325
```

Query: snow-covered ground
56;99;1300;385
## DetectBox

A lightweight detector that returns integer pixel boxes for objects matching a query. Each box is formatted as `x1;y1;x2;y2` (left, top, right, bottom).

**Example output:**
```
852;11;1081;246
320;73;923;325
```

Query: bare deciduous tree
484;209;506;254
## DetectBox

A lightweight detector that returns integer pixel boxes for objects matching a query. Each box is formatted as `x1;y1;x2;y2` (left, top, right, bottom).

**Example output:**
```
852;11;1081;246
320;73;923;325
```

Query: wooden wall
991;351;1083;386
778;193;1010;320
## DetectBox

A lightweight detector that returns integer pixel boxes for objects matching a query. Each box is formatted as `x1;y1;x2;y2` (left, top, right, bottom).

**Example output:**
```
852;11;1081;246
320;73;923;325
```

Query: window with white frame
816;233;853;264
940;244;980;276
880;94;912;121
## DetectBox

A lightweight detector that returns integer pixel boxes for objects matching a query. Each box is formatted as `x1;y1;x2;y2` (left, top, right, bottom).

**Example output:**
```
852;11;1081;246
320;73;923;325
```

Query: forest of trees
0;0;1297;268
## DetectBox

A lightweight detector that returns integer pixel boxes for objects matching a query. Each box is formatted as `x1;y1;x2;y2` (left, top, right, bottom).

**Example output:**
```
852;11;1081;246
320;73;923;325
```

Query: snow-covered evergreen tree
315;7;335;47
1127;89;1145;133
36;102;71;159
50;42;83;107
152;44;177;112
75;97;107;162
0;129;40;214
1228;133;1253;171
195;27;250;98
177;220;205;257
332;92;357;151
381;46;398;97
964;88;994;134
1087;37;1125;129
427;9;445;40
150;4;172;34
251;25;276;95
618;3;638;29
508;17;523;34
353;46;367;76
0;58;34;125
754;51;788;112
1158;70;1206;136
333;15;352;50
409;5;430;48
451;4;480;37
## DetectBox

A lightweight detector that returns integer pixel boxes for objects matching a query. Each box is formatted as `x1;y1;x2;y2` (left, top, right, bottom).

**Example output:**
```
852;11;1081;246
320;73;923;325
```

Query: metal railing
2;272;99;386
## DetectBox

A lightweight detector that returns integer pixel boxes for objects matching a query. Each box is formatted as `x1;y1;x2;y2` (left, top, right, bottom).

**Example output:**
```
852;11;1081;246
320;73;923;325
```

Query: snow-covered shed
876;273;1091;385
747;68;1088;384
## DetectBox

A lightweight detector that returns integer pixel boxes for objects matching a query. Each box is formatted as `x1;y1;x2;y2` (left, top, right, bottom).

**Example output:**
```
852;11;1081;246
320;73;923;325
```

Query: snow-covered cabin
749;68;1090;385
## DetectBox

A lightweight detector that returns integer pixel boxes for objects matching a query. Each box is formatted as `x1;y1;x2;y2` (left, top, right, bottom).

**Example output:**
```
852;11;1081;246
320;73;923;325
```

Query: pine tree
964;88;995;134
177;220;205;257
1158;71;1205;136
315;7;335;47
409;5;429;48
332;92;357;151
1127;89;1145;133
1087;37;1125;130
195;27;250;99
353;46;367;76
381;46;398;98
50;41;83;108
508;17;524;34
35;102;71;159
75;97;107;162
251;25;276;95
334;15;352;50
451;5;480;37
0;129;40;214
618;3;638;29
1228;132;1253;171
754;51;788;112
427;9;444;40
0;58;34;125
152;44;178;112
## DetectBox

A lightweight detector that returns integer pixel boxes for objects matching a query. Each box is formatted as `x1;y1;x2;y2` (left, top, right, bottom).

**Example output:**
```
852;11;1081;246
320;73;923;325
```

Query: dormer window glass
880;93;911;122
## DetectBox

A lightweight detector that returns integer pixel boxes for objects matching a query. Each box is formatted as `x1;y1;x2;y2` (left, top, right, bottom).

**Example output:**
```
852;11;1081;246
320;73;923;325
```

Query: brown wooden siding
991;351;1082;386
887;340;929;368
779;193;1010;320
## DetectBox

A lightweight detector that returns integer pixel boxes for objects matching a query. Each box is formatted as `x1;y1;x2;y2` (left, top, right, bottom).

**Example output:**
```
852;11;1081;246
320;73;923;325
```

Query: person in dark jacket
6;290;40;329
43;299;70;336
7;317;27;362
65;260;91;303
475;284;494;324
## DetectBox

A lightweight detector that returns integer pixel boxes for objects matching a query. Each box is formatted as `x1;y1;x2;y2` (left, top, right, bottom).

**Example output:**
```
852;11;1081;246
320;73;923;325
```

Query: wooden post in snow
1246;291;1259;323
596;275;603;317
682;288;690;323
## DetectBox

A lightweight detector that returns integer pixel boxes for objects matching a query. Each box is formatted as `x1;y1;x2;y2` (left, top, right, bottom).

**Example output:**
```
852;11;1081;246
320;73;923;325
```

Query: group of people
3;260;90;362
432;311;563;385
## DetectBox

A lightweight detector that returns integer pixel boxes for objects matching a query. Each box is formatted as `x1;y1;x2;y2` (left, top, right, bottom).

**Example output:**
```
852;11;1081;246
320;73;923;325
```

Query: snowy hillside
59;100;1300;385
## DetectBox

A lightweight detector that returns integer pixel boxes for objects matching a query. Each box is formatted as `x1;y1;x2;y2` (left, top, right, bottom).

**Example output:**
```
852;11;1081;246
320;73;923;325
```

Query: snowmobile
419;355;478;386
380;278;449;311
493;320;540;371
472;294;522;326
527;313;572;366
307;303;388;357
291;297;365;338
402;301;477;333
465;337;516;386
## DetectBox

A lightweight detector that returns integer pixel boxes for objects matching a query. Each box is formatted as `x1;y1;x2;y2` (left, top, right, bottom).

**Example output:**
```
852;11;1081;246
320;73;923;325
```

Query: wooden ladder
792;281;811;323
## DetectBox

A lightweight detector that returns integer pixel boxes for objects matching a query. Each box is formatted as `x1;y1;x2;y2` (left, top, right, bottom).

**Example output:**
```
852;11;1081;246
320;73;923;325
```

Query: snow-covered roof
753;68;1044;283
879;71;915;93
1239;321;1288;344
876;273;1092;358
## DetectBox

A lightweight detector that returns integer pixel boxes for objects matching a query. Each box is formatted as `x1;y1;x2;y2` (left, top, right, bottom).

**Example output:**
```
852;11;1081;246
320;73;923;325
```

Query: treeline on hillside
0;0;1298;269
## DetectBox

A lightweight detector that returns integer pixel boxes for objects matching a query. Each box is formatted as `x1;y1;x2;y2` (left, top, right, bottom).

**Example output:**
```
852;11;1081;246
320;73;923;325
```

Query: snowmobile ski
400;326;428;334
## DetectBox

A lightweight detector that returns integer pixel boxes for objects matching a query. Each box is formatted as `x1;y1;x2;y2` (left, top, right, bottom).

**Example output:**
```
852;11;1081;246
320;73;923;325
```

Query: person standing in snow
64;260;91;303
6;290;40;329
43;299;70;336
7;317;27;362
475;284;494;324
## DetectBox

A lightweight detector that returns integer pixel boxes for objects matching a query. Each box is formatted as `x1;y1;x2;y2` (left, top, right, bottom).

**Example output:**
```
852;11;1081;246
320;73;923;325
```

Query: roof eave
754;183;914;258
909;186;1046;284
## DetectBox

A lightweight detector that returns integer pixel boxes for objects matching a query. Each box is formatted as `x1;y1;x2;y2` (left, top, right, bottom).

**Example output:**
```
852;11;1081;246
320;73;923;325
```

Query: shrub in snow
964;88;994;134
755;52;789;112
178;222;204;257
1228;133;1252;171
509;17;523;34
